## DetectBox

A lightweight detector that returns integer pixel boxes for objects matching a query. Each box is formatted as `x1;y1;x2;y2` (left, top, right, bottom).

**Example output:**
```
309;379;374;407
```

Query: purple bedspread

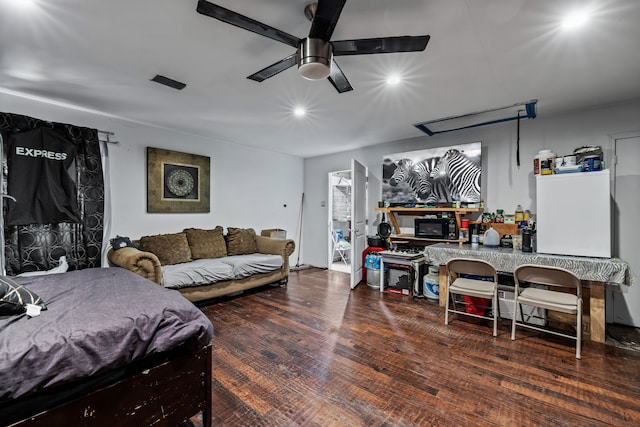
0;268;213;401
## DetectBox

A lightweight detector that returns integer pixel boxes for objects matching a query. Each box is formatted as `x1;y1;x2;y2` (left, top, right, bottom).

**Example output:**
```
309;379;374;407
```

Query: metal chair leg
576;300;582;359
444;286;451;325
511;299;518;340
492;294;498;337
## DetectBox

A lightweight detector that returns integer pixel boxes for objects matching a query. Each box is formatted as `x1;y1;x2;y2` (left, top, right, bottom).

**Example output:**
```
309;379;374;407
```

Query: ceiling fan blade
333;35;430;56
309;0;347;41
327;60;353;93
197;0;300;48
247;54;298;82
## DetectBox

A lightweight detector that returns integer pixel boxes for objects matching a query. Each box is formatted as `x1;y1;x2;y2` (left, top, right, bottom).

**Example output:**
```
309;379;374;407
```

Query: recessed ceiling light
293;107;306;117
386;74;401;85
561;8;590;30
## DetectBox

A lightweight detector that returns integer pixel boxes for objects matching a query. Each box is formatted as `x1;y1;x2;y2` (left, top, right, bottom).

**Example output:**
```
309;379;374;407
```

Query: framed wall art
147;147;210;213
382;141;482;205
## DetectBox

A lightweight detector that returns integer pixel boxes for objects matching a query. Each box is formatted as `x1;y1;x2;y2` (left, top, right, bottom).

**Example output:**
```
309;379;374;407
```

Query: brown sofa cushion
138;232;192;265
184;226;227;259
226;227;258;256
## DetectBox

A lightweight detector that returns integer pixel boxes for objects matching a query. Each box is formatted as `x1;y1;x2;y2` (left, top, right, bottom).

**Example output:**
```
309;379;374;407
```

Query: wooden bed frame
7;344;212;427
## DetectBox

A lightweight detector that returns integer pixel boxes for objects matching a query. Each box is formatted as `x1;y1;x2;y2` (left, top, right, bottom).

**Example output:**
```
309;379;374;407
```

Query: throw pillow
0;276;47;316
184;227;227;259
226;227;258;256
139;232;193;265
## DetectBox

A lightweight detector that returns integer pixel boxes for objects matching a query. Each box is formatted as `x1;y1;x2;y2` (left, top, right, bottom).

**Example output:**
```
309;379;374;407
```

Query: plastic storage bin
498;290;546;325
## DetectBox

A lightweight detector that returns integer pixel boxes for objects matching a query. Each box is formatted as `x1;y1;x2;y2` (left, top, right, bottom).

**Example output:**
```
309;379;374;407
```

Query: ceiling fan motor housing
298;38;333;80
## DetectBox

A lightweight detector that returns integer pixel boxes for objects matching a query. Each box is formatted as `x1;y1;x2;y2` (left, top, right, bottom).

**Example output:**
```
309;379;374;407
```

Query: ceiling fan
196;0;431;93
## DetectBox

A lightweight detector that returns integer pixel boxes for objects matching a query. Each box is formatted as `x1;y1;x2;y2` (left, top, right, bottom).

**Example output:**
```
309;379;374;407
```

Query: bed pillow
0;276;47;315
138;232;192;265
226;227;258;256
184;226;227;259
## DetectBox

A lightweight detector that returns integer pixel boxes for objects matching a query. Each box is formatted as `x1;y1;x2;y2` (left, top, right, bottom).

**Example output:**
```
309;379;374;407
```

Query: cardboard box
261;229;286;239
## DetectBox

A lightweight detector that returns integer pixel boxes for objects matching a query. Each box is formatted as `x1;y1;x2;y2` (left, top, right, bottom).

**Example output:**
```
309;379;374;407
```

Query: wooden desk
424;243;637;343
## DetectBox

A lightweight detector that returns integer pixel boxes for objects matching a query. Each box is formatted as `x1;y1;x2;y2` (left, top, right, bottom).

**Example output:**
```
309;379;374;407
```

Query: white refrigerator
536;170;611;258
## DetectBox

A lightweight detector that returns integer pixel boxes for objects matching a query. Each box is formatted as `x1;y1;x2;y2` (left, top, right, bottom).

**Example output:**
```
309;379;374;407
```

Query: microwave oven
414;217;457;240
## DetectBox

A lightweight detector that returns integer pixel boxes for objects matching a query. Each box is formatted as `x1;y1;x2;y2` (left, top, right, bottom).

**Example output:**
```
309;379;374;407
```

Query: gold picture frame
147;147;210;213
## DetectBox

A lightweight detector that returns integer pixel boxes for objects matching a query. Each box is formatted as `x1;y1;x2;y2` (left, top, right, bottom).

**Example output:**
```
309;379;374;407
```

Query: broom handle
295;192;304;267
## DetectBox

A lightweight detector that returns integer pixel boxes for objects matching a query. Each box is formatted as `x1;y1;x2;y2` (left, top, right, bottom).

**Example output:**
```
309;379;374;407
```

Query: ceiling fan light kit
298;38;333;80
196;0;430;93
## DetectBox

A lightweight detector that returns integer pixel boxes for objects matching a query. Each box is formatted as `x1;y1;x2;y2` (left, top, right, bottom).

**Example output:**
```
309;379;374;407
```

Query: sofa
107;227;295;303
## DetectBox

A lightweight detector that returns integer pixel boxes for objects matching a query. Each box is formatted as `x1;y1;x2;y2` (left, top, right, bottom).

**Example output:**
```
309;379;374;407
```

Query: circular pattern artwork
148;148;209;213
166;168;195;197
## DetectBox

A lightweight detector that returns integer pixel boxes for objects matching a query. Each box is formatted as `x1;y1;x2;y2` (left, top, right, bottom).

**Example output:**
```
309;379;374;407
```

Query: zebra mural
429;149;481;202
388;157;453;203
381;141;481;205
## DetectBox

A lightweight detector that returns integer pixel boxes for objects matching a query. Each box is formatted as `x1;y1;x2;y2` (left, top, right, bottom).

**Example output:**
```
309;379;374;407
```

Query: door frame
606;131;640;324
327;169;351;272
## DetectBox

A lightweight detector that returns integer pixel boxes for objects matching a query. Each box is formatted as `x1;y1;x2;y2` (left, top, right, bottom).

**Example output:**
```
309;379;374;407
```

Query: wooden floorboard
194;268;640;426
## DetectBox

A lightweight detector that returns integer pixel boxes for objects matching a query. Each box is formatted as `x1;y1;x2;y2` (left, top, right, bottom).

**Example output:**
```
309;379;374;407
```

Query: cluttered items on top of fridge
534;145;604;175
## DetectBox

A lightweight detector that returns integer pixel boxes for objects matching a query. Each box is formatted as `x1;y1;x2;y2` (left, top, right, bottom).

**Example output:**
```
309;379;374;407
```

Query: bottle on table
515;205;524;222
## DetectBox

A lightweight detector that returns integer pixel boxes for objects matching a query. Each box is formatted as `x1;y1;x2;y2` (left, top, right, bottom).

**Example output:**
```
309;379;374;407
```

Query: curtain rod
98;129;118;144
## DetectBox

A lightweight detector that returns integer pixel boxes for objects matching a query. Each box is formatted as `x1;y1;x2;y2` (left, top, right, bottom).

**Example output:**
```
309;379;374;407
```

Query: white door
350;159;367;289
611;136;640;326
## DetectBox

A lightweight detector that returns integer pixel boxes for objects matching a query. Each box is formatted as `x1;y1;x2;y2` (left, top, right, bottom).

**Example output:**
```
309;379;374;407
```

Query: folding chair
445;258;499;336
511;264;583;359
331;230;351;265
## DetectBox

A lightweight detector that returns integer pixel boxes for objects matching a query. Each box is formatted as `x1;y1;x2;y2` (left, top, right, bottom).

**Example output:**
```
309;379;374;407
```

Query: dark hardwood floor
195;268;640;426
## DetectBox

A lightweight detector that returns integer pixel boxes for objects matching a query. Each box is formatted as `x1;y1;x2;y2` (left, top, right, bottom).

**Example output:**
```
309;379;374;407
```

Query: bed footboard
9;344;212;427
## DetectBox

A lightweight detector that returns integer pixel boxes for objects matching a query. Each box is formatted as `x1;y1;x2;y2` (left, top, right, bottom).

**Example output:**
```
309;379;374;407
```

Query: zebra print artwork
382;142;481;205
388;158;452;203
430;149;481;202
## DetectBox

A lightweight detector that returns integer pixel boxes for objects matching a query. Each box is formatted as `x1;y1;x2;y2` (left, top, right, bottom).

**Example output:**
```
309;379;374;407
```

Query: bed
0;267;214;427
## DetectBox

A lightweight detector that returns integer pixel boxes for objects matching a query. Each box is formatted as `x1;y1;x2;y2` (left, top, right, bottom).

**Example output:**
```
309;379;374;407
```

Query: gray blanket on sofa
161;253;283;289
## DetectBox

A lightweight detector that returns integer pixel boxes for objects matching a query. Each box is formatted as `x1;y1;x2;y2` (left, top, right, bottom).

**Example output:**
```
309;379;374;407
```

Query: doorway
609;135;640;326
328;170;352;273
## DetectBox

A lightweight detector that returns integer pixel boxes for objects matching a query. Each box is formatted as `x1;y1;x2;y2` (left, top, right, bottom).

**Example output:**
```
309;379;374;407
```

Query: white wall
3;91;638;272
302;99;640;268
1;92;305;262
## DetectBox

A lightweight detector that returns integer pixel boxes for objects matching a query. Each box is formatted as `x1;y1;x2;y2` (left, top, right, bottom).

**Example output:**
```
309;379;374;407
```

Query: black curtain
0;112;104;275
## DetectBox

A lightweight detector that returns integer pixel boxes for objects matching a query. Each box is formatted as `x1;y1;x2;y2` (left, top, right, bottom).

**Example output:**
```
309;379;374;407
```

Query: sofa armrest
107;247;163;285
255;236;295;259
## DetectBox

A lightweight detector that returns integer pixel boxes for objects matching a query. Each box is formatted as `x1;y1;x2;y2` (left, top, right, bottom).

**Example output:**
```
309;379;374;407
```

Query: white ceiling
1;0;639;158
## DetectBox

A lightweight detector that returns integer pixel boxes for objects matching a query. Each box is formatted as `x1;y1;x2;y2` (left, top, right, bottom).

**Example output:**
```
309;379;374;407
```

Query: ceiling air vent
150;74;186;90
